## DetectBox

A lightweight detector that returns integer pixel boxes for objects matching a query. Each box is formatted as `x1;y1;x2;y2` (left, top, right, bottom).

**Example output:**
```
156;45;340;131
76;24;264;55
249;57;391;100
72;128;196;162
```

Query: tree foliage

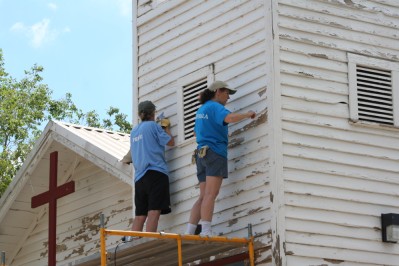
0;49;132;197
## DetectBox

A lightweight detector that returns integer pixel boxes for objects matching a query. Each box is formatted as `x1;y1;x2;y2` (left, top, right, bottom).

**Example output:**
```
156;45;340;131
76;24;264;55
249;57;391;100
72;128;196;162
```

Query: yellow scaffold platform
99;215;255;266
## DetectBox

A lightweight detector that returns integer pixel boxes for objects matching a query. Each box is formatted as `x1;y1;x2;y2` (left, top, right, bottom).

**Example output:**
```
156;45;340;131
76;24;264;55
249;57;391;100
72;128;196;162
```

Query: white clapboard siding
278;0;399;264
11;160;132;266
135;0;271;264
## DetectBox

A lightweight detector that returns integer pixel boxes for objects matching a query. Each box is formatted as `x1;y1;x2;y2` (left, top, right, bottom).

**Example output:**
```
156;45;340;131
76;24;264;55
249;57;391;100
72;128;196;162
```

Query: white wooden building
132;0;399;265
0;121;133;265
1;0;399;265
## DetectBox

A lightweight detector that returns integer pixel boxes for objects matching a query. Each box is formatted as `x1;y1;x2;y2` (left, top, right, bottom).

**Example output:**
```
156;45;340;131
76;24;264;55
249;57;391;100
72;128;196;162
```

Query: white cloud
116;0;131;17
9;19;67;48
30;19;54;48
48;3;58;11
10;22;25;32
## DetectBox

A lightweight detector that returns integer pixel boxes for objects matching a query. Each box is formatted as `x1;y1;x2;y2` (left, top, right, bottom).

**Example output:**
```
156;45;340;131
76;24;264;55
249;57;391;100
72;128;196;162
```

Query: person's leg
132;178;147;232
146;171;171;232
200;175;223;235
186;153;207;234
188;182;206;224
145;210;161;232
185;182;206;234
132;215;146;231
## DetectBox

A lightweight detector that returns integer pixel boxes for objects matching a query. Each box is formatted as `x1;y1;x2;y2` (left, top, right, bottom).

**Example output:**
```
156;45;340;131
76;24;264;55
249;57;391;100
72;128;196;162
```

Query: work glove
160;118;170;128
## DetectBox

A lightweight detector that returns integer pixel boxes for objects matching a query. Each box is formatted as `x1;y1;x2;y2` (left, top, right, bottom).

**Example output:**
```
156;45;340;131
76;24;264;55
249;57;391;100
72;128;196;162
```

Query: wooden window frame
176;65;214;144
348;53;399;127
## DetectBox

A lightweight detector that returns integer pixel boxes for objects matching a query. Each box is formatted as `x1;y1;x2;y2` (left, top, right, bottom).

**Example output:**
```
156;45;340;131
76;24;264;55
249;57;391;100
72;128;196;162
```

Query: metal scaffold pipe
99;213;255;266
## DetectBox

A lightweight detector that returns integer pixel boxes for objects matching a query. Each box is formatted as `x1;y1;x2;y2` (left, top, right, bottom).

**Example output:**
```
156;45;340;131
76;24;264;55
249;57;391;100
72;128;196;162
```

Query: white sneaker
122;236;140;242
199;231;213;237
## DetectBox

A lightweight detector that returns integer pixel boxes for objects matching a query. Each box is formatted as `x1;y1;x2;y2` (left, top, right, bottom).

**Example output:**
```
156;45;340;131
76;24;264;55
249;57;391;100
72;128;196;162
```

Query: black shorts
134;170;171;216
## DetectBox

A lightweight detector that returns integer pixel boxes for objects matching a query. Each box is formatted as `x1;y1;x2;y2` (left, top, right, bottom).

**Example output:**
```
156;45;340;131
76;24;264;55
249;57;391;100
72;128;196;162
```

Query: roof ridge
54;120;130;136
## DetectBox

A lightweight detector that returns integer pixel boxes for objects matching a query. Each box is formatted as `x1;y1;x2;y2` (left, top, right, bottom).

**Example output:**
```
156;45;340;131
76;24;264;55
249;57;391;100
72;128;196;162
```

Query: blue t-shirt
130;121;171;182
194;100;231;158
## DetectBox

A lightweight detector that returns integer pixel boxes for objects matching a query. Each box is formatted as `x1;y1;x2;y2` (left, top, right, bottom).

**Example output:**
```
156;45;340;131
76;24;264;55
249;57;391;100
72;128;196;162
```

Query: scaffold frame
99;214;255;266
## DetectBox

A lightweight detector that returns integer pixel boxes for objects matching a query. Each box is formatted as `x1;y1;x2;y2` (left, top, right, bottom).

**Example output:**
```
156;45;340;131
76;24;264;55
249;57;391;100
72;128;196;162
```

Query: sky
0;0;133;123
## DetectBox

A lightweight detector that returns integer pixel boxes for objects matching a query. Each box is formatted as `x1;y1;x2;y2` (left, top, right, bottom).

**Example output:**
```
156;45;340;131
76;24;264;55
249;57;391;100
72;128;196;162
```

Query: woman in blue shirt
185;81;256;236
130;100;174;232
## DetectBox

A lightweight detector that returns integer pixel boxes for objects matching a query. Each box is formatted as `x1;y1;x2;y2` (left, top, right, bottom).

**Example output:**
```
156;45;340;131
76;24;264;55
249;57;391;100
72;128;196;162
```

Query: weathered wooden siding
136;0;272;263
277;0;399;265
11;160;132;266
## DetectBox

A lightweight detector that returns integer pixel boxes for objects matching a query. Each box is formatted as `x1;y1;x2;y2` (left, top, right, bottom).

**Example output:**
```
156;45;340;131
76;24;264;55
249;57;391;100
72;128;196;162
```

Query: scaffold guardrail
99;214;255;266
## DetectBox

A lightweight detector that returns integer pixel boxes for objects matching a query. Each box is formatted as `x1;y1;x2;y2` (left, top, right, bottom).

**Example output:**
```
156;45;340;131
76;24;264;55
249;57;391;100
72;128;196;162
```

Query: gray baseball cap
138;100;156;114
208;81;237;95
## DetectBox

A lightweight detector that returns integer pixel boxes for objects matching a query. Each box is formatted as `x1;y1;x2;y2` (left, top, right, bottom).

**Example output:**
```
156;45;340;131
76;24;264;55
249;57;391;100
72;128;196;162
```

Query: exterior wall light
381;213;399;243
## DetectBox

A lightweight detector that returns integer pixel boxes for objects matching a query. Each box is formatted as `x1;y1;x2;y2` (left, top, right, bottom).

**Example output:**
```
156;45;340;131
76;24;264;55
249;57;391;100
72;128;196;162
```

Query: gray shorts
196;148;228;182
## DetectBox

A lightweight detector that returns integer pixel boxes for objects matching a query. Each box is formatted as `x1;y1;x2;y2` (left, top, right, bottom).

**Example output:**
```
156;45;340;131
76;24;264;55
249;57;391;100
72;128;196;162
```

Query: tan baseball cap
208;81;237;95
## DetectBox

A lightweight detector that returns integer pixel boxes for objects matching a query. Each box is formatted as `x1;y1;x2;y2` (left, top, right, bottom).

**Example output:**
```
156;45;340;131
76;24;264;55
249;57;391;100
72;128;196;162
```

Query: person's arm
224;111;256;124
163;126;175;146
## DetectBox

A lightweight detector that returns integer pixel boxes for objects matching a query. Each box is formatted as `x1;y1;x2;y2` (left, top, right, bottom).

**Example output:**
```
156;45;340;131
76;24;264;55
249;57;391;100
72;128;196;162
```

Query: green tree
0;49;132;197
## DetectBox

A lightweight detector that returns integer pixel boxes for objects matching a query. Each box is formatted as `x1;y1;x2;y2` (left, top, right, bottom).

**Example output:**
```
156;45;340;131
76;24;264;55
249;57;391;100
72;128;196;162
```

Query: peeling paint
64;245;85;259
73;212;103;244
39;241;70;258
298;71;314;77
85;246;95;256
308;53;328;59
62;234;75;242
232;209;246;216
230;111;268;137
56;244;67;253
328;21;347;29
228;218;238;227
254;244;272;264
258;88;267;97
74;234;92;242
247;207;262;215
235;189;244;195
245;170;262;179
111;206;132;216
324;258;344;264
272;234;282;266
40;244;48;258
228;137;245;148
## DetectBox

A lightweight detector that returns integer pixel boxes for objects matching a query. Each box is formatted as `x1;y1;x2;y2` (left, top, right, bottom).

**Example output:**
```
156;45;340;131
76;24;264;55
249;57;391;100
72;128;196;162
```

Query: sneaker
122;236;133;243
199;230;213;237
184;224;202;235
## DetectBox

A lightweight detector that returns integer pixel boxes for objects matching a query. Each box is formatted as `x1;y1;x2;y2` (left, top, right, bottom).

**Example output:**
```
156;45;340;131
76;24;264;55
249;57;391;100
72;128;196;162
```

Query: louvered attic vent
356;65;393;125
182;78;207;140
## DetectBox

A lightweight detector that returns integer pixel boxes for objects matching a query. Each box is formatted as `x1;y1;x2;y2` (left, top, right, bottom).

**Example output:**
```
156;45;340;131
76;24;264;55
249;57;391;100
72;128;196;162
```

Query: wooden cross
31;151;75;266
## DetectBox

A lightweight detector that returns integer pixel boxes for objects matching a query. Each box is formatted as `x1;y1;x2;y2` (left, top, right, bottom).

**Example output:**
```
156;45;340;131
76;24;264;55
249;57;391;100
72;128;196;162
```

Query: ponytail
198;89;215;104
